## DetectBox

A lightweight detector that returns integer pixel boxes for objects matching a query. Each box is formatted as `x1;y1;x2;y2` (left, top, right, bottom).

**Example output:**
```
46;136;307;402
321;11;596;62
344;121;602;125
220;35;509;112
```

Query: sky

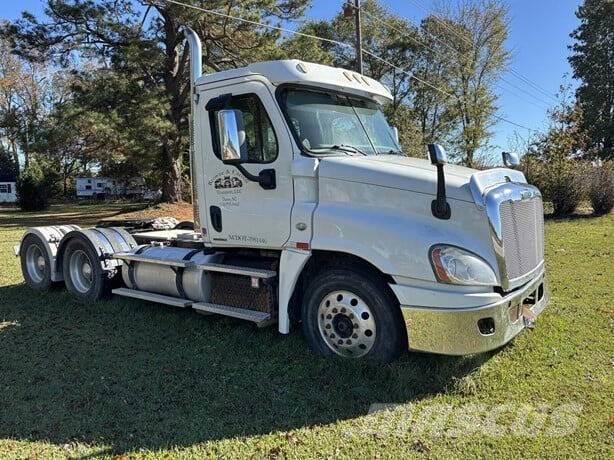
0;0;583;155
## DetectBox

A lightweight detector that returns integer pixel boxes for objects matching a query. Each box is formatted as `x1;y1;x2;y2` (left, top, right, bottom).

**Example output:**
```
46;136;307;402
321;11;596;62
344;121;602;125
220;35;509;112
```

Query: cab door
201;80;294;249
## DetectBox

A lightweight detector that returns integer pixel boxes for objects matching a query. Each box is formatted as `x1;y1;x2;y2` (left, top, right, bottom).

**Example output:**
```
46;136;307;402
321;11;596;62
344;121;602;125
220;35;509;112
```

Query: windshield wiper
379;149;403;155
328;144;368;156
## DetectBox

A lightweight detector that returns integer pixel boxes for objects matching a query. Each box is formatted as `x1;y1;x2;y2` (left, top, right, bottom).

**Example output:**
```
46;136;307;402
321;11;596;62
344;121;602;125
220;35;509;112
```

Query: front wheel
301;268;406;363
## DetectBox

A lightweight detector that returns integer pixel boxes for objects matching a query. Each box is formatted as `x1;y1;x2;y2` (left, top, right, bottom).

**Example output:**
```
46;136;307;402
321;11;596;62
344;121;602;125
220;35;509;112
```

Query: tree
16;162;50;211
431;0;510;166
0;36;59;174
410;16;461;151
281;20;336;65
0;38;22;169
569;0;614;160
528;88;588;216
3;0;310;202
297;0;426;155
0;144;18;178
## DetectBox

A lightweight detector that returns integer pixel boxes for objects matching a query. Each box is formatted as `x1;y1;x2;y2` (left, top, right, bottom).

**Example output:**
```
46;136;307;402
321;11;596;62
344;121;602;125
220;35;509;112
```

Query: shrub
17;164;50;211
542;160;585;217
588;162;614;215
521;154;547;192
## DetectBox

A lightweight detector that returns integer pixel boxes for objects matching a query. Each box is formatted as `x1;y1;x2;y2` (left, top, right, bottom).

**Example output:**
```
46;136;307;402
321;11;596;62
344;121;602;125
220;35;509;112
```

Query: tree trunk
158;10;189;203
161;150;182;203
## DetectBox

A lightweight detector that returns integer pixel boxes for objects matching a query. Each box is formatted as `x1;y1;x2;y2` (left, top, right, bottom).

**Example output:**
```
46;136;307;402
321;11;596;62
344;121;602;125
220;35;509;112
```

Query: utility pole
354;0;363;74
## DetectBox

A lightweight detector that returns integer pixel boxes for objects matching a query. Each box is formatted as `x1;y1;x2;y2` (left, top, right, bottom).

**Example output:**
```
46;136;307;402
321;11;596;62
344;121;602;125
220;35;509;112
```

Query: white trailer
0;175;17;203
76;177;152;199
15;28;548;362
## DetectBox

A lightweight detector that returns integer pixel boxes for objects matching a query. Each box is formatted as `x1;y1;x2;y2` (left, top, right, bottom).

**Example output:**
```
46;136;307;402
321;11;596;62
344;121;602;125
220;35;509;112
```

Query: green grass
0;205;612;459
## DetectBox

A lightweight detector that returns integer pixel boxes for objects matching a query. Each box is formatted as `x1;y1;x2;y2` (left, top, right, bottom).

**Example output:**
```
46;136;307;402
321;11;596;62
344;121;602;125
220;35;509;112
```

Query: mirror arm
431;164;451;220
233;164;276;190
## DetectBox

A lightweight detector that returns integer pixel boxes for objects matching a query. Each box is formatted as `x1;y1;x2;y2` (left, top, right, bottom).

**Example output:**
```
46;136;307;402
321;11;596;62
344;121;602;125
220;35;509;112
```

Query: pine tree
569;0;614;159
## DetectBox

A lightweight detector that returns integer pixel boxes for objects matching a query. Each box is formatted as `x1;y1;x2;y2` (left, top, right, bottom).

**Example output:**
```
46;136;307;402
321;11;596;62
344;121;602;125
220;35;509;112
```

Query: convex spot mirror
217;109;248;164
428;144;448;165
502;151;520;168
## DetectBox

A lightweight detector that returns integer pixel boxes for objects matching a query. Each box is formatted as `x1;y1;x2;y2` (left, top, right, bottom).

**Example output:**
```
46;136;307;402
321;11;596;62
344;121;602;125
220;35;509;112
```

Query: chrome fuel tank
121;246;223;301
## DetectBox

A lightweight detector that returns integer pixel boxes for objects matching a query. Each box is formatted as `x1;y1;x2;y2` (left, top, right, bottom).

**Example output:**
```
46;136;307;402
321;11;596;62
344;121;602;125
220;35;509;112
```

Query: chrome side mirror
427;144;448;165
502;151;519;168
217;109;248;164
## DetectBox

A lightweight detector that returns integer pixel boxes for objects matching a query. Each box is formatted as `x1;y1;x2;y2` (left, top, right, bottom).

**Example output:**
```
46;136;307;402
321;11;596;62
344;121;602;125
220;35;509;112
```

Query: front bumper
400;271;548;355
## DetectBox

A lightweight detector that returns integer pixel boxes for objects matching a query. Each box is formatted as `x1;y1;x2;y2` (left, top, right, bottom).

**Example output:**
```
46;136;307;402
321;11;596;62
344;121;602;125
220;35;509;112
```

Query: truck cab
17;29;548;363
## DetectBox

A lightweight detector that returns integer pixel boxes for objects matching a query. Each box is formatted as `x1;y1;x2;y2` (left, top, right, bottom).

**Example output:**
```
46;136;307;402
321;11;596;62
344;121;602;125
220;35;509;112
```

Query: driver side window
211;94;278;163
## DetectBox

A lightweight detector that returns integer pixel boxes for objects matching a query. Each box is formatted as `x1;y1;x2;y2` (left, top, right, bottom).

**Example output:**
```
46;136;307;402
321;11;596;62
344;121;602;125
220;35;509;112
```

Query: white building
0;174;17;203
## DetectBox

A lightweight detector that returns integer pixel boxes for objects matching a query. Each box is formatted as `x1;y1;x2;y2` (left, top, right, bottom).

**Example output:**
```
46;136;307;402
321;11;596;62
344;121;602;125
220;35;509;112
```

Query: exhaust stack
183;27;203;231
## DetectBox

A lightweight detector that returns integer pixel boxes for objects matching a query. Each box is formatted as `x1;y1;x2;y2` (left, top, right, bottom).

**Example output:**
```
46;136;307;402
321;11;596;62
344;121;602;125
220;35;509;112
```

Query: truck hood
318;154;478;203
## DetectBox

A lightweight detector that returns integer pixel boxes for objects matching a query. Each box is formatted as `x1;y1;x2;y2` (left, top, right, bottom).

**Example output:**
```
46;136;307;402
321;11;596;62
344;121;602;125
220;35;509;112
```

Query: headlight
429;245;498;286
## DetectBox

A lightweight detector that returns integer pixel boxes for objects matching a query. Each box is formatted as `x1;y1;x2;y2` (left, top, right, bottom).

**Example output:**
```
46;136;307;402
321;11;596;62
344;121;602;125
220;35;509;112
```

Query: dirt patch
119;202;194;222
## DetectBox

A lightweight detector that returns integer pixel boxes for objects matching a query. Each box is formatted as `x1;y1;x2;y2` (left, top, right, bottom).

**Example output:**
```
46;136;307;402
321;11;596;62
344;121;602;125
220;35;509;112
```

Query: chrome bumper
401;271;548;355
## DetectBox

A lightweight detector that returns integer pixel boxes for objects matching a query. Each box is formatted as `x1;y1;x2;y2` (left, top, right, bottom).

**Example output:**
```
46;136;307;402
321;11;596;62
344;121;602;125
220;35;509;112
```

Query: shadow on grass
0;203;147;229
0;283;493;454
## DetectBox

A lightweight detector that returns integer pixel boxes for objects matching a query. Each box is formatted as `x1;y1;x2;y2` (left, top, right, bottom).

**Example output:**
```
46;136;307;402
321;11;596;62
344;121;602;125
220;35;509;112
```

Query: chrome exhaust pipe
183;27;202;231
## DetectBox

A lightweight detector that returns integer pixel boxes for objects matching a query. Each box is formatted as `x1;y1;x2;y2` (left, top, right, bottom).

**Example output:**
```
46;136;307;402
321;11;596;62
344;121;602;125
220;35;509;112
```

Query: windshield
280;88;401;156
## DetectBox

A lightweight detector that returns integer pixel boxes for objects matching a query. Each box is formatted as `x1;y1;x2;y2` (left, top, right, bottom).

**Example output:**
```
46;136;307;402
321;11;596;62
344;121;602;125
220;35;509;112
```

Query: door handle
233;164;276;190
210;206;222;232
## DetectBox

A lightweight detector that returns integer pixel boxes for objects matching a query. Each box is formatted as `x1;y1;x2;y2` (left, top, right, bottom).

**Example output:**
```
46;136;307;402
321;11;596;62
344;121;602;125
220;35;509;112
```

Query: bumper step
192;302;273;327
112;288;192;308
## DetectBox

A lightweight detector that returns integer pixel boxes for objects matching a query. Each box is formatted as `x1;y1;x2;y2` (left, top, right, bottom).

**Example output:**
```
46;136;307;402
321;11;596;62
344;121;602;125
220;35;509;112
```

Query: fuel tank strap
174;249;203;299
127;245;149;289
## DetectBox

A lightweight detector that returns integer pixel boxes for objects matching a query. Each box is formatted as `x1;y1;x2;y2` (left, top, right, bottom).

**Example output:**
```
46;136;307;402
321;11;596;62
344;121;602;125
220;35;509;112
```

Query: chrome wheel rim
317;290;376;358
25;244;46;284
69;250;94;294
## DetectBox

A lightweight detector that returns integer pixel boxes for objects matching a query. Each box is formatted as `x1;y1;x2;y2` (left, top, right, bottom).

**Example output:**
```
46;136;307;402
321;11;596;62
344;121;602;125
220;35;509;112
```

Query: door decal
208;169;244;207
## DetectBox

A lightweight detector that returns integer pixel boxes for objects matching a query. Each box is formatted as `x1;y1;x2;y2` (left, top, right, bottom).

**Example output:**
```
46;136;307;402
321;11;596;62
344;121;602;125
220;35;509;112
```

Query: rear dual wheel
62;238;110;303
20;234;54;291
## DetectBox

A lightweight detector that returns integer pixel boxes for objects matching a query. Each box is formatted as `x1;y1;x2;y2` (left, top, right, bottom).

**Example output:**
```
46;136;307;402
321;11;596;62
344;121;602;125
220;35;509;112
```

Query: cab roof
195;60;393;104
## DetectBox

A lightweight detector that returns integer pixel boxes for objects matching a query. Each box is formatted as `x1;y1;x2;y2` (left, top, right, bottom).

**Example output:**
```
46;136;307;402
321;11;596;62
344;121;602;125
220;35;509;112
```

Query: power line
405;0;558;102
362;49;538;132
154;0;538;132
154;0;350;49
351;1;553;110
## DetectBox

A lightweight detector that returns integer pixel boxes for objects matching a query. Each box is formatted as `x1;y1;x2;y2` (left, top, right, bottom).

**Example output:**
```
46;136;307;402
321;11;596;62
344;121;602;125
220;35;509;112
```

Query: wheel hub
25;244;46;284
37;256;46;271
332;314;354;338
69;250;94;294
317;290;376;358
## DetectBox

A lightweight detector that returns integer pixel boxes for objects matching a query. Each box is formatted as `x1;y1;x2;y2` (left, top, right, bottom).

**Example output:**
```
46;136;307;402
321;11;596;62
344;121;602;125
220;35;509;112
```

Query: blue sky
304;0;582;153
1;0;582;154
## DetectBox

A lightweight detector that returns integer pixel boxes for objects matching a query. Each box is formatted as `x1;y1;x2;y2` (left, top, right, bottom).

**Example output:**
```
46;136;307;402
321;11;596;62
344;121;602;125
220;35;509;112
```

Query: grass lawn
0;204;612;459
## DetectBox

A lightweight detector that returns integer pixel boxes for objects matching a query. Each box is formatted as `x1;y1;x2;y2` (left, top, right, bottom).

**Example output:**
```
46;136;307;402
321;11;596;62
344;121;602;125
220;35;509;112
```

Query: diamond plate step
192;302;274;326
112;288;192;308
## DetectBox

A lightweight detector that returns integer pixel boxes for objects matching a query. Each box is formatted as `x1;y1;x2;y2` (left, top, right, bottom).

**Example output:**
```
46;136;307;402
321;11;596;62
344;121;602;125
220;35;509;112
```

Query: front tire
301;268;406;363
62;238;111;303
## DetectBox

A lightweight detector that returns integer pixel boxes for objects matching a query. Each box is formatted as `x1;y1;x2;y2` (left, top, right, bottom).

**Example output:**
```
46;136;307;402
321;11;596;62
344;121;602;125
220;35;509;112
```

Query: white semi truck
15;28;548;362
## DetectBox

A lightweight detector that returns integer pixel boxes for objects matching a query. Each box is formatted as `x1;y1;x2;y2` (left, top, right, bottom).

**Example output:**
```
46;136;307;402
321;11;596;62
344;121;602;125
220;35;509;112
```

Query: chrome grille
499;197;544;280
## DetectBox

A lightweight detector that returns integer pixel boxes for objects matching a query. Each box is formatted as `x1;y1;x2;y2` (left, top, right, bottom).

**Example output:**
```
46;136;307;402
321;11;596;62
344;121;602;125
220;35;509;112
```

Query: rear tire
20;234;54;291
301;268;406;363
62;238;111;303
